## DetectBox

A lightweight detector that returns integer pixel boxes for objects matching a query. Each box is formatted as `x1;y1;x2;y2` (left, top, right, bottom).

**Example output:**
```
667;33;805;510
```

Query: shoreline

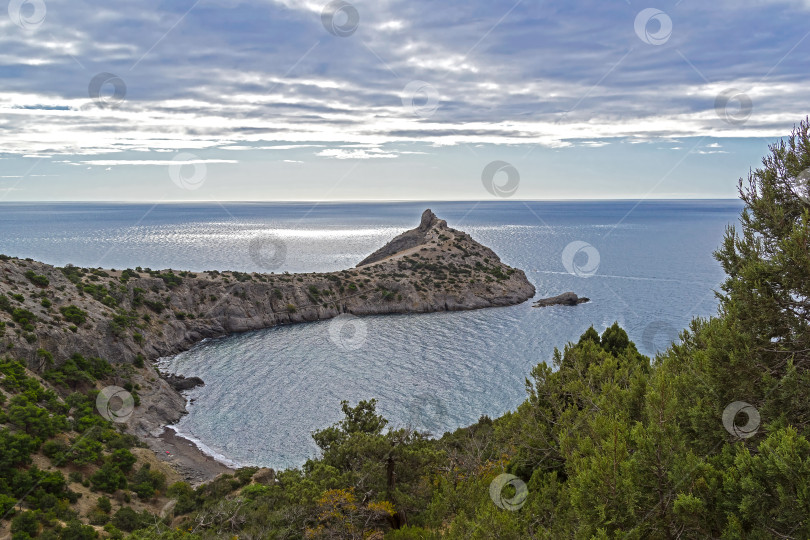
164;425;243;470
147;357;241;483
148;426;235;486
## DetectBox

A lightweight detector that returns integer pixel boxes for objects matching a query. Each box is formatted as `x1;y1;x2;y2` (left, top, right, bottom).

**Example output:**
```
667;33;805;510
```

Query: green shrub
93;497;111;516
65;438;104;466
24;270;49;287
241;483;270;500
108;449;137;473
43;354;111;389
88;508;110;525
131;464;165;500
60;519;99;539
120;269;140;282
11;307;36;326
36;348;53;365
60;305;87;325
90;462;127;493
110;310;138;336
167;482;196;515
111;506;151;532
42;439;68;462
11;510;39;537
154;271;182;288
7;394;63;438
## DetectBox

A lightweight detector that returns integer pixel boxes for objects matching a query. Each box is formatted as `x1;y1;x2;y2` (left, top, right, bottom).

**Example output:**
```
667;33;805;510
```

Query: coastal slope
0;209;533;367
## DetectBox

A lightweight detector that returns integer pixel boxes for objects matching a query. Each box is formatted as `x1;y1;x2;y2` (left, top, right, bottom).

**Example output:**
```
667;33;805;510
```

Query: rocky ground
0;209;536;483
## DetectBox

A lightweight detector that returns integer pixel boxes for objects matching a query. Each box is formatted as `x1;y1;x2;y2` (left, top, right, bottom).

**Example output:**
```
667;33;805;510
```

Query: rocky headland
0;209;535;482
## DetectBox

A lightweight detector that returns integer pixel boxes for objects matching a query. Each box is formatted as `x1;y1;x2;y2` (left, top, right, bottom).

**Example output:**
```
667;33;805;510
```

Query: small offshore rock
164;374;205;391
533;292;590;307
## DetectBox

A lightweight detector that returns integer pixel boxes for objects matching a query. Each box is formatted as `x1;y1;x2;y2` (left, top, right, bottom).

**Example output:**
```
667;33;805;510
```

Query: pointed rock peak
419;209;439;231
419;208;438;230
356;209;447;267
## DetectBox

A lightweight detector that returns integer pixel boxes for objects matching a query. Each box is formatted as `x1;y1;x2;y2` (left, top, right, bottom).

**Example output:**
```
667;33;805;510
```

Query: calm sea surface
0;200;742;469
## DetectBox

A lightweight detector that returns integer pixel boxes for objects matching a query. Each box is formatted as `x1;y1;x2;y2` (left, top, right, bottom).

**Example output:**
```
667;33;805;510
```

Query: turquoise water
1;200;742;469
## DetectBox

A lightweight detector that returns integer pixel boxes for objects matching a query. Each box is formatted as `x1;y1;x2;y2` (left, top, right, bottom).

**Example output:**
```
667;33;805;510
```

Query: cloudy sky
0;0;808;201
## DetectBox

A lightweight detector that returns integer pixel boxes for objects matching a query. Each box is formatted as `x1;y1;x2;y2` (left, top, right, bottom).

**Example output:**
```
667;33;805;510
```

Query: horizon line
0;197;743;204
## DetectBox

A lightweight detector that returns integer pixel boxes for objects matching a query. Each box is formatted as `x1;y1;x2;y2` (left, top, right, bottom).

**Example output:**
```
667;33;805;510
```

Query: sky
0;0;808;201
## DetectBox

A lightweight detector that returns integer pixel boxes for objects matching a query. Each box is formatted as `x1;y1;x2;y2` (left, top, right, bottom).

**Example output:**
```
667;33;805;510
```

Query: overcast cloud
0;0;808;200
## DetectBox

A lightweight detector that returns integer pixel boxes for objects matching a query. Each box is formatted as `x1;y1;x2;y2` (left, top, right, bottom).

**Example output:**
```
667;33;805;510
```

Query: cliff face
0;209;535;370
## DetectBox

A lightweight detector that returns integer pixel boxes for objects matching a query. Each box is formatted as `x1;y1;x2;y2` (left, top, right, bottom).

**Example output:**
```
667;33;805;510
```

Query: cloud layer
0;0;808;199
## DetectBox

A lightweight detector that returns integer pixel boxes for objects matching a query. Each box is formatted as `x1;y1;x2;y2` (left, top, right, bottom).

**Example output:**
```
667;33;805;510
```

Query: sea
0;200;742;470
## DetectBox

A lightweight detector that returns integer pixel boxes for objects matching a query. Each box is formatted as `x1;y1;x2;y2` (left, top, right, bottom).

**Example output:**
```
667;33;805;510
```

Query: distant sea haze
1;200;742;469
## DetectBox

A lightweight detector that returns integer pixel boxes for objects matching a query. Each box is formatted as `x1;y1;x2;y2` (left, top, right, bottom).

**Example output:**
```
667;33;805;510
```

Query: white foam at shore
164;425;243;469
